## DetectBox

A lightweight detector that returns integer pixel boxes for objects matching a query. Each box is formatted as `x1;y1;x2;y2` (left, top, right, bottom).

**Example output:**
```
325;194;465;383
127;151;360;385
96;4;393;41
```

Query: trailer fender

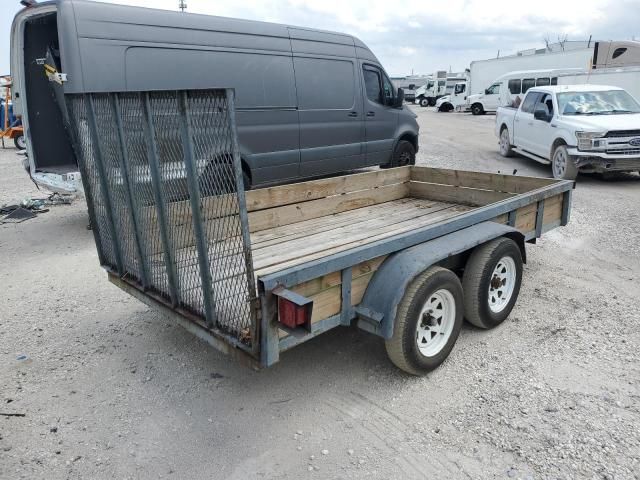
355;222;525;339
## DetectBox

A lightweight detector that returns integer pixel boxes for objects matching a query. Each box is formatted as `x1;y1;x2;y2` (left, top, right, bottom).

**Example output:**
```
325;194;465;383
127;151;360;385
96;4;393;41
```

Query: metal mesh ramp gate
66;89;258;352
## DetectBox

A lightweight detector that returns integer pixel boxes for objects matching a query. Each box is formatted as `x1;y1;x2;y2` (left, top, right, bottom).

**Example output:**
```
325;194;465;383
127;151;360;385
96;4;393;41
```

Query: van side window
364;67;382;104
508;79;521;94
551;77;558;85
521;92;542;114
486;83;500;95
522;78;536;93
612;47;627;59
294;58;355;109
382;73;395;105
536;77;551;86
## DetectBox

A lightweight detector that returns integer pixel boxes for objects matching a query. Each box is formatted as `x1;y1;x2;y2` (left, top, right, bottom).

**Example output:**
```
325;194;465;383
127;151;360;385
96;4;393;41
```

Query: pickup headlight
576;131;607;151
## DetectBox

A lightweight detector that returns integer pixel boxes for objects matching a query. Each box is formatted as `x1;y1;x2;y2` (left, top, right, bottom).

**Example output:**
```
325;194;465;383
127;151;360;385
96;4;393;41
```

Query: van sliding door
295;57;365;176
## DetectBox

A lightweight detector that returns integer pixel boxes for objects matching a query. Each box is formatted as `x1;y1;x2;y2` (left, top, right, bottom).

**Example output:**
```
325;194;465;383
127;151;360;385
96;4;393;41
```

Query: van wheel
552;145;578;180
419;98;429;107
462;237;523;329
384;140;415;168
14;135;26;150
385;267;463;375
471;103;484;115
499;127;513;157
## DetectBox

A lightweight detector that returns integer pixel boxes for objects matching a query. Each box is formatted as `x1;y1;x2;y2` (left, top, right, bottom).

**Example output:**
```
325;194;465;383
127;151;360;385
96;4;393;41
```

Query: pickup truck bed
68;88;574;374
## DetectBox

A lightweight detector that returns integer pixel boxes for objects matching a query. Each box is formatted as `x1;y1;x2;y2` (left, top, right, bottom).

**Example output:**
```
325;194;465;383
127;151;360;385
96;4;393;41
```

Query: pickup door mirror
393;88;405;108
533;105;551;122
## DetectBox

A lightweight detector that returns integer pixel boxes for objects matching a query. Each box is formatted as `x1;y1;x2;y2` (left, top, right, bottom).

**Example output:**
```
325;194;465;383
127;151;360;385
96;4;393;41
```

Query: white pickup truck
495;84;640;179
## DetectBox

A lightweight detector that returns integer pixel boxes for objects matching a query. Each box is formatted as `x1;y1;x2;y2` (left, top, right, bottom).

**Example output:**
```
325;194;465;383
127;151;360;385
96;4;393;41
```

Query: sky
2;0;639;76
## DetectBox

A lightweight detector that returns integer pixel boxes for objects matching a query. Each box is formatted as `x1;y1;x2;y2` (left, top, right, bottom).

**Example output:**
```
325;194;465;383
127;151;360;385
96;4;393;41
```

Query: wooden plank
542;194;563;225
410;166;556;194
409;181;515;206
250;198;435;247
252;200;450;252
245;167;410;212
290;256;386;299
254;204;471;278
248;182;409;232
252;203;467;271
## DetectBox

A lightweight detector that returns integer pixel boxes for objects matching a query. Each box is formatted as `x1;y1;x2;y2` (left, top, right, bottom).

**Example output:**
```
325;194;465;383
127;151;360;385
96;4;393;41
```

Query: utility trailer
67;88;574;375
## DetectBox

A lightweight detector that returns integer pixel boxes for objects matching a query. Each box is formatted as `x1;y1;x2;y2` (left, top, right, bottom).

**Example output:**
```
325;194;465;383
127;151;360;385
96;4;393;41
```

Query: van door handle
366;111;375;117
348;111;358;117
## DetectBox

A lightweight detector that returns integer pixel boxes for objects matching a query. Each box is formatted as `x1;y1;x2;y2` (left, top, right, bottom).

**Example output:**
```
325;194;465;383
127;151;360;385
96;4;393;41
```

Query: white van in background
467;68;584;115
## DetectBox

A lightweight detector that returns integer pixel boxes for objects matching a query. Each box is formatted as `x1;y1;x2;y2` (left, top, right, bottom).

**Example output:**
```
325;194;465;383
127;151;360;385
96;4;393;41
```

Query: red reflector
274;287;313;332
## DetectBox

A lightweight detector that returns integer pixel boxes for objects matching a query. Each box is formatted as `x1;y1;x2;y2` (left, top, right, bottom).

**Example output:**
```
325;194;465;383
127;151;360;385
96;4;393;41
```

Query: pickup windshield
558;90;640;115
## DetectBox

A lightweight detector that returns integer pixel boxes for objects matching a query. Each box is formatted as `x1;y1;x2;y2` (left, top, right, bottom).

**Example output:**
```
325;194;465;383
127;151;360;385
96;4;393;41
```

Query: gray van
10;0;419;193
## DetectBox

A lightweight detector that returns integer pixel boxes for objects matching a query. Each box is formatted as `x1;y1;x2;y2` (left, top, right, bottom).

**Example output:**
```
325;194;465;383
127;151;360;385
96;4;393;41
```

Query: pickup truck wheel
419;98;429;107
462;238;523;329
471;103;484;116
552;145;578;180
499;127;513;157
385;267;463;375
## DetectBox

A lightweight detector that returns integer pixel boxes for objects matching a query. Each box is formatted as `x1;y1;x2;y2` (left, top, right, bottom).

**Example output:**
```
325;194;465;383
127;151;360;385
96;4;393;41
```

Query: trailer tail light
273;287;313;332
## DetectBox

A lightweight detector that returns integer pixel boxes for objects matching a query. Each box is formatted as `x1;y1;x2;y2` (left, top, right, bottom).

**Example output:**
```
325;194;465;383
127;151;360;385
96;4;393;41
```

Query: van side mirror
394;88;405;108
534;105;551;122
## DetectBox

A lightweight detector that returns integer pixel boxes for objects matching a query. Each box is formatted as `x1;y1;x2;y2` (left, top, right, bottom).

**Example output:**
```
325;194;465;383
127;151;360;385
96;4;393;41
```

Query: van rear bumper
31;170;83;195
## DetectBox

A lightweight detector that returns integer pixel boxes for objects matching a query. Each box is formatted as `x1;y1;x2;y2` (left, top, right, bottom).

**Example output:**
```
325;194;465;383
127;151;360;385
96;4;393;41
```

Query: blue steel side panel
357;222;525;340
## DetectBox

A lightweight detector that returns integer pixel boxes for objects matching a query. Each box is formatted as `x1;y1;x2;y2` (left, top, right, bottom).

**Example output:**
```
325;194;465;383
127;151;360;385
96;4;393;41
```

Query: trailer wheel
471;103;484;115
385;267;463;375
419;98;429;107
14;135;26;150
499;127;513;157
462;237;523;329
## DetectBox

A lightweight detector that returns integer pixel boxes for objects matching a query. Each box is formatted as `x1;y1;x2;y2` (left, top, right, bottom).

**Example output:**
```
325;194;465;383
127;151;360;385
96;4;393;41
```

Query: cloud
2;0;638;76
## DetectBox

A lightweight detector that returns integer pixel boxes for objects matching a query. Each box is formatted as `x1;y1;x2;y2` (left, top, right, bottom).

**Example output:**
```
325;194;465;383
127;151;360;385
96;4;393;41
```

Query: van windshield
558;90;640;115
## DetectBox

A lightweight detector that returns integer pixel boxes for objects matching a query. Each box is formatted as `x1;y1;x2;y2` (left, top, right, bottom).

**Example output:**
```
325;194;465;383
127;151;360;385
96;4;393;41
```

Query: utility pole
178;0;187;12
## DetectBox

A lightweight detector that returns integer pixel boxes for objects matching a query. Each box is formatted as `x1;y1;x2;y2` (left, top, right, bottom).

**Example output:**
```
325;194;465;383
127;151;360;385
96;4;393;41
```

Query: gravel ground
1;107;639;480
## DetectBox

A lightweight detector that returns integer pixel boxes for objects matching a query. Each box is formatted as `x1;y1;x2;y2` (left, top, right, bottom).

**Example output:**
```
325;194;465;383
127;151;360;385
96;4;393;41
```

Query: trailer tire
462;237;523;329
14;135;26;150
385;267;463;375
471;103;484;115
419;98;429;107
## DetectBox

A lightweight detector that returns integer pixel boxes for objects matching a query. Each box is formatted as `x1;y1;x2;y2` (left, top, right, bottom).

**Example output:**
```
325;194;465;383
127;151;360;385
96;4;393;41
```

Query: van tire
462;238;523;329
385;267;463;375
384;140;416;168
471;103;484;115
419;98;429;107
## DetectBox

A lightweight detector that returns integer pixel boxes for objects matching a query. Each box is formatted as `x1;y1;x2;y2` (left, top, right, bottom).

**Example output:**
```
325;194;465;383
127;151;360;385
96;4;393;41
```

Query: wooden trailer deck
239;166;566;334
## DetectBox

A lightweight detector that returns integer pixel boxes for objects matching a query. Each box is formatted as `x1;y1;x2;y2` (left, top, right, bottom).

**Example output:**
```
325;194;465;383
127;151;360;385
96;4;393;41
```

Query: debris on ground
0;193;73;223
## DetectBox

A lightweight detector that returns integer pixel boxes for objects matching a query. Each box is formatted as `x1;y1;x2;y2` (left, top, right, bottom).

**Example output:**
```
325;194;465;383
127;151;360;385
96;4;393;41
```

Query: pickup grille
606;130;640;138
605;148;640;156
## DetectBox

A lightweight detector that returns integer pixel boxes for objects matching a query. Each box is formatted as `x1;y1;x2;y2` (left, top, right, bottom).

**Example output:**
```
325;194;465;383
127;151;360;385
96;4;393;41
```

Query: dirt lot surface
1;108;639;480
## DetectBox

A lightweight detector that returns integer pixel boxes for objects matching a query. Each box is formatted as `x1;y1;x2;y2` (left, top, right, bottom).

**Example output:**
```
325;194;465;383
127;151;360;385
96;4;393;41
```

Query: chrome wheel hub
488;256;517;313
416;289;456;357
